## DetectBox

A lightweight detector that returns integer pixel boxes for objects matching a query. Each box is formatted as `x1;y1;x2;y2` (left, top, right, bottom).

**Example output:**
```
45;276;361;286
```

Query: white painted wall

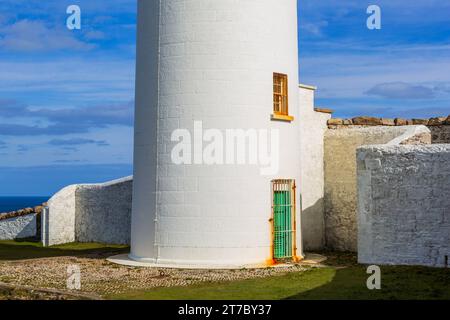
299;86;331;250
324;125;431;251
132;0;302;267
43;177;132;246
357;144;450;267
0;214;36;240
44;185;77;246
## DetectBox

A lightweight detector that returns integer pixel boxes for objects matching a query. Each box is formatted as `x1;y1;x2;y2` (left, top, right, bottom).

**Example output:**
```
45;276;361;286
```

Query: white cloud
365;82;435;99
0;19;94;52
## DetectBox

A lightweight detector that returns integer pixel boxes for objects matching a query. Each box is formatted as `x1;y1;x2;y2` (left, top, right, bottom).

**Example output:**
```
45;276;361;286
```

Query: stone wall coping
328;115;450;128
299;83;317;91
0;210;38;221
357;143;450;154
314;107;334;114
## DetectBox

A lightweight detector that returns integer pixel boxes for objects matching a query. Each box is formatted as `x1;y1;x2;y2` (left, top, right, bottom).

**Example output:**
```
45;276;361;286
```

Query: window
272;73;294;121
270;179;299;262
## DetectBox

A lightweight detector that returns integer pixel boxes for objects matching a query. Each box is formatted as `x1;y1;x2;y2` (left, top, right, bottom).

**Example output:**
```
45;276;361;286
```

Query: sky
0;0;449;196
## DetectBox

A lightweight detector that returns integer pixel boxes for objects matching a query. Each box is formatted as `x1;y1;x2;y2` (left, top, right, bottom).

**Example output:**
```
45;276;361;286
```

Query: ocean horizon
0;196;49;213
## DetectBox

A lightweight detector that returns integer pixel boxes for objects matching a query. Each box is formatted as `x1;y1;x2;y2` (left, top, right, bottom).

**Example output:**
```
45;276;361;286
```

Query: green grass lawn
2;240;449;300
111;265;450;300
0;239;128;260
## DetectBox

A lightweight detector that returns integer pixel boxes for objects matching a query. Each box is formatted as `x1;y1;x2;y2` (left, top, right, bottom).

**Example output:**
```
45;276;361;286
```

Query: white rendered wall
299;86;331;250
131;0;302;267
0;214;36;240
43;177;132;246
357;144;450;267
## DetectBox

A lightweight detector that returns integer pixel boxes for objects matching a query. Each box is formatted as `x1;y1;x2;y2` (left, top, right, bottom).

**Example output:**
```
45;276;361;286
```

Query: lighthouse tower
131;0;302;267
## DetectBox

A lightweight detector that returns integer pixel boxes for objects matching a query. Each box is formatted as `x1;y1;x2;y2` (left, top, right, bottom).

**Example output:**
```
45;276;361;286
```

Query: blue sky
0;0;449;196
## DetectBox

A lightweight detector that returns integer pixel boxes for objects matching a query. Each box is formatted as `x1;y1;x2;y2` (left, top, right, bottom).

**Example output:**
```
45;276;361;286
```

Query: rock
381;118;395;126
34;206;43;214
394;118;408;126
412;119;428;125
22;207;34;214
352;116;382;126
342;119;353;125
427;117;446;126
443;115;450;125
328;118;343;125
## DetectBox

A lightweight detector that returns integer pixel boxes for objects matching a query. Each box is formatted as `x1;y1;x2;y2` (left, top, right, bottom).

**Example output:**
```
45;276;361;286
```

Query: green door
273;190;293;259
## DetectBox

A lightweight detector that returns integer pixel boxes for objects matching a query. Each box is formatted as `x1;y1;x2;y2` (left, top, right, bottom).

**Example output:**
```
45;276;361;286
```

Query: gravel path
0;252;309;297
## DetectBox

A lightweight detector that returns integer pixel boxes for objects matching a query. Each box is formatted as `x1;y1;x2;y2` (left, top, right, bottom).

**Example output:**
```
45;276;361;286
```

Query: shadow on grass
0;239;129;261
111;264;450;300
286;265;450;300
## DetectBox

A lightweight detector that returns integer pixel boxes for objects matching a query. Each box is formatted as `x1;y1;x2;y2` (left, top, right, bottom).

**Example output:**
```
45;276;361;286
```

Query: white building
36;0;450;270
131;0;303;268
40;0;331;269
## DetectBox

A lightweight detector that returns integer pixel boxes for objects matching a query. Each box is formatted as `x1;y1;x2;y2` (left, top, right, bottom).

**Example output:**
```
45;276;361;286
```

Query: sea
0;197;49;213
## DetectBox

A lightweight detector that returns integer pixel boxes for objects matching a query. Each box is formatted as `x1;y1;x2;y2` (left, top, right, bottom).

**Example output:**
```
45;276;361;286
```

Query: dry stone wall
328;115;450;144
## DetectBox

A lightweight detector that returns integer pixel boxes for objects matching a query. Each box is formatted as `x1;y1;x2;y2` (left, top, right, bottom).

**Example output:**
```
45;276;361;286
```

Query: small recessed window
272;73;293;122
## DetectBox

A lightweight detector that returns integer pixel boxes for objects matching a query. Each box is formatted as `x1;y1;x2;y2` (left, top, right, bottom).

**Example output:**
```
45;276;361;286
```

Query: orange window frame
272;73;293;122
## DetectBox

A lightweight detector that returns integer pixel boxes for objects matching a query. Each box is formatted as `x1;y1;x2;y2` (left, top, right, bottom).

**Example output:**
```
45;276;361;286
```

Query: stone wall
43;185;77;246
323;125;431;251
75;177;132;244
357;144;450;267
43;176;132;246
299;85;332;250
429;126;450;143
0;214;37;240
328;115;450;144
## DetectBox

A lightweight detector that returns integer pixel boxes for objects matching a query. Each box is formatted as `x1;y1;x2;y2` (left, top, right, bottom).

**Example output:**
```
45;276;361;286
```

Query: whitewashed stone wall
324;125;431;251
43;177;132;246
299;85;331;250
0;214;37;240
357;144;450;267
43;185;77;246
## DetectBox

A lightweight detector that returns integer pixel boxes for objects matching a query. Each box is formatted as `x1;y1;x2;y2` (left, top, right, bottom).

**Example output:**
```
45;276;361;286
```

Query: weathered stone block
444;115;450;125
427;117;446;126
352;116;382;126
394;118;407;126
381;118;395;126
328;118;343;125
412;119;428;125
342;119;353;125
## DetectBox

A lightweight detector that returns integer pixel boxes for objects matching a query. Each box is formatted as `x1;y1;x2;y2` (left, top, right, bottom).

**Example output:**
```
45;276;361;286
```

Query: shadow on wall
17;218;36;239
301;198;324;251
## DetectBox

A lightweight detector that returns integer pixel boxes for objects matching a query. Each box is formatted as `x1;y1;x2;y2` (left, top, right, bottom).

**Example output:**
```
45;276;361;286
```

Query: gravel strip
0;255;309;296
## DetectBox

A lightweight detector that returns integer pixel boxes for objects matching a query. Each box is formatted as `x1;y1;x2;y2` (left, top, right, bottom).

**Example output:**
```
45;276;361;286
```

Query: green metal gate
272;179;296;260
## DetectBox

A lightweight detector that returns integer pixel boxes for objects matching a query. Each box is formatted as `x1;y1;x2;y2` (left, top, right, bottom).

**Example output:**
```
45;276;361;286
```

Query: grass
0;239;128;261
1;241;449;300
111;264;450;300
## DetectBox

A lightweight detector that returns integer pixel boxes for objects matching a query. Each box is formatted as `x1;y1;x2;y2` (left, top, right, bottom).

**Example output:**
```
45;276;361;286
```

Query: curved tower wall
131;0;302;267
